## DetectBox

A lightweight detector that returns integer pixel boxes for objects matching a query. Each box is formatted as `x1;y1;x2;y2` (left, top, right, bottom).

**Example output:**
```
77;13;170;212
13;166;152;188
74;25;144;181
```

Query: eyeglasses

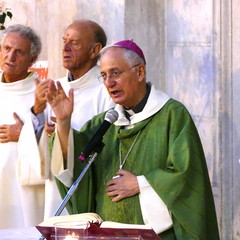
98;64;141;82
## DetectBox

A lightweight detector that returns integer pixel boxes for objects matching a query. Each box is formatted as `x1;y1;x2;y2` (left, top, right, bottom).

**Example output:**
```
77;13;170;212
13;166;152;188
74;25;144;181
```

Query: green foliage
0;8;13;30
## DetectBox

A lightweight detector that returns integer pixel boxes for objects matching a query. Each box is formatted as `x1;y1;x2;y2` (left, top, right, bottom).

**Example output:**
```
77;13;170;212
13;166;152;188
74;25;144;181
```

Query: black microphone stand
39;142;104;240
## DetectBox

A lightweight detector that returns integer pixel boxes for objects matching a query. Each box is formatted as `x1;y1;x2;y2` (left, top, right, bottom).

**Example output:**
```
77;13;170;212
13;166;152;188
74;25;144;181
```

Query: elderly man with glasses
46;40;220;240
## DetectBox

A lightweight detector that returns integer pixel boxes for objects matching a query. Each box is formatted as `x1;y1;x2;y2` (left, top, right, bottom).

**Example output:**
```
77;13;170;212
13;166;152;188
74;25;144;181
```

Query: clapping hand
33;78;51;115
46;80;74;125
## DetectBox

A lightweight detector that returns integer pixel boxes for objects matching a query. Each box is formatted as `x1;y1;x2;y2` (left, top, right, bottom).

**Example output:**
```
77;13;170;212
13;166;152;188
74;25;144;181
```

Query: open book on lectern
36;212;161;240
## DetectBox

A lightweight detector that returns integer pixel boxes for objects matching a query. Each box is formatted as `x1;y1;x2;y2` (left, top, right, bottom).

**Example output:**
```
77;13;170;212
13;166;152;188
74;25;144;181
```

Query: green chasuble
56;98;220;240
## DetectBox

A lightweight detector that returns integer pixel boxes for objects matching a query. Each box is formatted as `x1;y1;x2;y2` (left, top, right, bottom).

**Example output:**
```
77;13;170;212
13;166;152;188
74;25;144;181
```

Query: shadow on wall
231;68;240;238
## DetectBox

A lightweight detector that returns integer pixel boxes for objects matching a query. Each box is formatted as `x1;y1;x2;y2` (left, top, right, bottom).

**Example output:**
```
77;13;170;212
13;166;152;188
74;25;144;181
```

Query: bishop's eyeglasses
98;64;141;82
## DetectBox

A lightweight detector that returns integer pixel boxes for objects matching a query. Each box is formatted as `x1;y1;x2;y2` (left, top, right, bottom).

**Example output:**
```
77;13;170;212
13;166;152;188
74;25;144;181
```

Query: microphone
79;109;118;161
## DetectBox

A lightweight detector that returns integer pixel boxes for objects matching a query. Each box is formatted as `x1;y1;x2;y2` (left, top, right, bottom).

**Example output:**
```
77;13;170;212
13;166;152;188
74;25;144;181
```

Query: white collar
66;65;100;90
0;72;37;94
114;85;170;126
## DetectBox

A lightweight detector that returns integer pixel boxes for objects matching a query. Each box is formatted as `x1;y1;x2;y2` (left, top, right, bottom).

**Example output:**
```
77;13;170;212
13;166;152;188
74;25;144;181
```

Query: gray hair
0;24;42;58
99;46;145;66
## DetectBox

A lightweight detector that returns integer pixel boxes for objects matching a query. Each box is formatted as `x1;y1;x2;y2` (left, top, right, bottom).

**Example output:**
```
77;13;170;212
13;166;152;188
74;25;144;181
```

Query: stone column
220;0;240;239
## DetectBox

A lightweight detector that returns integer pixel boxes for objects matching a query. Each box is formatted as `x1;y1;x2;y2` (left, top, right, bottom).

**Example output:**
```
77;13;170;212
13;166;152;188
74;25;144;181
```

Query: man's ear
89;43;102;59
137;64;146;82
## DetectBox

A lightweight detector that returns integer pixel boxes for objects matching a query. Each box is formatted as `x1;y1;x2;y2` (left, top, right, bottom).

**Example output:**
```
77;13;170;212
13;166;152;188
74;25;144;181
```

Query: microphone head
105;109;118;124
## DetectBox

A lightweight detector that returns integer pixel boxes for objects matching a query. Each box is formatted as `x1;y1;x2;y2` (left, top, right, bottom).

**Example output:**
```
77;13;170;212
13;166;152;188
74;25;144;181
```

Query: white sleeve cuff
137;175;173;234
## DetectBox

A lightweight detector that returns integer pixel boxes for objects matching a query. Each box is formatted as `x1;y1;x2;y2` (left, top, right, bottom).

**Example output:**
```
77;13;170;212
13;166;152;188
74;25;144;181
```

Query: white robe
42;65;114;219
0;72;45;229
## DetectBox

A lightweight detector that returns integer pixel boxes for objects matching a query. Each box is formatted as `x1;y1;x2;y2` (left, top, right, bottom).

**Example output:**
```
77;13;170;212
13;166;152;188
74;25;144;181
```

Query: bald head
62;19;107;79
68;20;107;48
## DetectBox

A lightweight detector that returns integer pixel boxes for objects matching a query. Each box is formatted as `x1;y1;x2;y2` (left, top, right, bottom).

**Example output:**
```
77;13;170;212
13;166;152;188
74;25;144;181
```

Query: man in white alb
0;24;49;229
41;19;114;219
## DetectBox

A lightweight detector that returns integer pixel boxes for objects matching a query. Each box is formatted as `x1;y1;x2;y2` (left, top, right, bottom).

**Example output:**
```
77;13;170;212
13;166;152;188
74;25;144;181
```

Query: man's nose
63;41;70;50
104;75;116;87
8;51;16;61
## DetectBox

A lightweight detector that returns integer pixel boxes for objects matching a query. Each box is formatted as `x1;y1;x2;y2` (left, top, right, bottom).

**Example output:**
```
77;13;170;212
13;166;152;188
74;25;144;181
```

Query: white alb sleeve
51;129;74;188
137;175;173;234
17;116;45;185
